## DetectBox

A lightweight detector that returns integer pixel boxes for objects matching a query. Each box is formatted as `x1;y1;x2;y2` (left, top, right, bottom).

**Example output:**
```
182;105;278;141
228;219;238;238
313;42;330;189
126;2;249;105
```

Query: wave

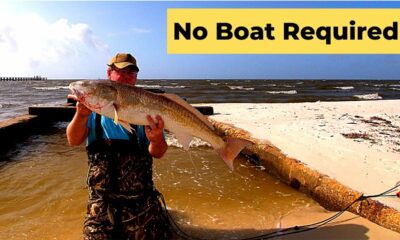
33;86;69;90
136;84;162;88
136;84;187;89
228;86;255;91
334;86;354;90
0;102;19;108
354;93;382;100
266;90;297;95
166;135;211;148
162;85;187;89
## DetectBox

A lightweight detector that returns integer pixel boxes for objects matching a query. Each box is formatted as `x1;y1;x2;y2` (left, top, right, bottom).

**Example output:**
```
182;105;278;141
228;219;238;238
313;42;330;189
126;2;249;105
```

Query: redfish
69;80;253;170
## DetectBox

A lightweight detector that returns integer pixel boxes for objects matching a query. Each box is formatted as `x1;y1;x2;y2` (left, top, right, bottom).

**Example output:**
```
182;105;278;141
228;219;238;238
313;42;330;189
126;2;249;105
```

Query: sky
0;1;400;80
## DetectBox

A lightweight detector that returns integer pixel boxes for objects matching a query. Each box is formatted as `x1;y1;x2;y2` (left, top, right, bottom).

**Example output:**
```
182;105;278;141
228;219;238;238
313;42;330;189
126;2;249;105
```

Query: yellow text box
167;9;400;54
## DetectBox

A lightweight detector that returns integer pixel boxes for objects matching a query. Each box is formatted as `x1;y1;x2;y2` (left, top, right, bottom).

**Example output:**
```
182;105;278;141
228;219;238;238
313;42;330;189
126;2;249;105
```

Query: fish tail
216;138;253;171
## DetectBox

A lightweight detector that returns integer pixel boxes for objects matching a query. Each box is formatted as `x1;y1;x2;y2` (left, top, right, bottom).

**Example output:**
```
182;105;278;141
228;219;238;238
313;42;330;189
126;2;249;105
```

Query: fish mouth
68;86;80;101
68;83;86;102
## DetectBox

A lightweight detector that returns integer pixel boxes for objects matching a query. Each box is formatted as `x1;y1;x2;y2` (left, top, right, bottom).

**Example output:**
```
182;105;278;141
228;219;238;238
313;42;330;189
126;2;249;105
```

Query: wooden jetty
0;76;47;81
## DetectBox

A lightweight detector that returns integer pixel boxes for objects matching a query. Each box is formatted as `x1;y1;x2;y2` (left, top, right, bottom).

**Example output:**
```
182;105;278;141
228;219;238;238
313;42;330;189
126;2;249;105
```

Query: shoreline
204;100;400;234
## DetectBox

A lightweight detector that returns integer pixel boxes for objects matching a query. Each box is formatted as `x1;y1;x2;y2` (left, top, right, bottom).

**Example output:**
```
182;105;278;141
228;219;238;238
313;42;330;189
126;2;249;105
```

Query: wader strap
95;113;103;141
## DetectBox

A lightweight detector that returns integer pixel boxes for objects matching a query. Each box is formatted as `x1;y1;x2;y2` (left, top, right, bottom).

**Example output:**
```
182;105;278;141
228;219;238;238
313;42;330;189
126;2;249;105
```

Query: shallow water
0;123;317;239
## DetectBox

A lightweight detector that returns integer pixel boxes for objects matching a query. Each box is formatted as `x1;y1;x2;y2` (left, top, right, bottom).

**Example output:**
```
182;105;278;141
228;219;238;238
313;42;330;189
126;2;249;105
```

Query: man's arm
66;101;92;146
145;115;168;158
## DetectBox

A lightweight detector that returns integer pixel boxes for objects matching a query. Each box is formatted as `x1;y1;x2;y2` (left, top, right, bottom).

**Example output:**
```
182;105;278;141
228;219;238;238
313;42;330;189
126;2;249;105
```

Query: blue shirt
86;113;149;147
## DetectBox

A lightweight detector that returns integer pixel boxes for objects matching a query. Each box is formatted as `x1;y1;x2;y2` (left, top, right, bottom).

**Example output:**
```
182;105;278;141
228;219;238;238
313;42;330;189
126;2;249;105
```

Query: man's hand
68;94;92;117
145;115;165;142
145;115;167;158
75;101;92;117
66;95;91;146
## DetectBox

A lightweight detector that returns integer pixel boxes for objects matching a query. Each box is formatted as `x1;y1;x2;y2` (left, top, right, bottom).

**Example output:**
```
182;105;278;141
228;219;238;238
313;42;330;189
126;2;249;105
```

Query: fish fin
175;133;193;150
119;120;133;134
113;105;119;125
216;138;253;171
161;93;214;130
101;101;118;123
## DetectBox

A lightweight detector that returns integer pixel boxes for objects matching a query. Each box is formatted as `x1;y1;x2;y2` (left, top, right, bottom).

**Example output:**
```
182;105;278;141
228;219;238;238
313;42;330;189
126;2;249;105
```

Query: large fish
69;80;253;170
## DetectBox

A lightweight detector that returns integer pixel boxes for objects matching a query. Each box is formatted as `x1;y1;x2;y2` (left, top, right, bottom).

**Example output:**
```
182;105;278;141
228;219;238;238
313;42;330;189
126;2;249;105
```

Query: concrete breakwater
0;104;213;155
210;119;400;233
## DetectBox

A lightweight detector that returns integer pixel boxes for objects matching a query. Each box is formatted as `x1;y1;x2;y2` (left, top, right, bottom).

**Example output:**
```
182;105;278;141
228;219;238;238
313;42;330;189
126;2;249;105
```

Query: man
66;53;171;239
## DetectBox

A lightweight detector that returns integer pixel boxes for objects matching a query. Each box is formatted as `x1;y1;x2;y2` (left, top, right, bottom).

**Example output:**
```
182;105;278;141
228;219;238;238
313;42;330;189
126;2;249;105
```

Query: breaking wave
228;86;255;91
335;86;354;90
162;85;187;89
266;90;297;95
136;84;187;89
136;84;162;88
166;134;211;148
354;93;382;100
33;86;69;90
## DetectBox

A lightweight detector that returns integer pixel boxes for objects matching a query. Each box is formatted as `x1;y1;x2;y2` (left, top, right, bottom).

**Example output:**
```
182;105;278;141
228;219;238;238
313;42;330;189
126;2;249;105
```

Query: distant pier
0;75;47;81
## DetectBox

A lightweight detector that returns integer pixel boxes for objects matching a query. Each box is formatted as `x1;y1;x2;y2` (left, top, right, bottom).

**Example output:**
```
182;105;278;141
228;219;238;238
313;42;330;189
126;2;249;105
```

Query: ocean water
0;79;399;121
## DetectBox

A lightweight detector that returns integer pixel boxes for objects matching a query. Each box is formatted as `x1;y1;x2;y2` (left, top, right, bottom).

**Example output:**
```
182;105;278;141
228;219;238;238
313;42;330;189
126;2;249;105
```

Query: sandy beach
206;100;400;210
203;100;400;237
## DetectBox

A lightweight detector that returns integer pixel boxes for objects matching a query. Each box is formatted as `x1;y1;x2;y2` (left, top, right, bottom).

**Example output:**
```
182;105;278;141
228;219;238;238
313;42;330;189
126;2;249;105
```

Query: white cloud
0;12;108;77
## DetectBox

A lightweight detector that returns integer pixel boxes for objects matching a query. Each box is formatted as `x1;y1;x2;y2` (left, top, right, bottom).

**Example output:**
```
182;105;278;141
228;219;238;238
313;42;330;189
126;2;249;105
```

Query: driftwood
211;119;400;233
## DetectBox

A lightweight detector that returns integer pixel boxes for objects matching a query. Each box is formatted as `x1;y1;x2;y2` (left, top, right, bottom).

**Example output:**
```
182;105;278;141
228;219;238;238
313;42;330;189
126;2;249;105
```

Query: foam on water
335;86;354;90
354;93;382;100
33;86;69;90
166;134;211;149
136;84;162;88
228;86;255;91
266;90;297;95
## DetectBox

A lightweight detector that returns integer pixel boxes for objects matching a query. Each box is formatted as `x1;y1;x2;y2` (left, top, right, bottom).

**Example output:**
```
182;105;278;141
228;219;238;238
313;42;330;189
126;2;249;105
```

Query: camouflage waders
83;114;171;240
